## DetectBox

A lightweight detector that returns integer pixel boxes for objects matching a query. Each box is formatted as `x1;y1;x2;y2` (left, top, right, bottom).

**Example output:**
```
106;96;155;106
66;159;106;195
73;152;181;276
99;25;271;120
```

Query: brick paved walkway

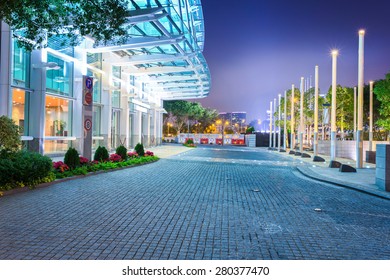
0;146;389;259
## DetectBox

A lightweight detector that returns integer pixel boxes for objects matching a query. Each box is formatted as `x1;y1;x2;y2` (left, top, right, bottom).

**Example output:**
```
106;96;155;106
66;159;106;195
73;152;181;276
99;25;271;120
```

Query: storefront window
112;90;121;108
44;95;73;154
111;109;120;149
46;54;73;96
11;88;28;135
93;106;101;137
44;95;72;137
12;41;30;88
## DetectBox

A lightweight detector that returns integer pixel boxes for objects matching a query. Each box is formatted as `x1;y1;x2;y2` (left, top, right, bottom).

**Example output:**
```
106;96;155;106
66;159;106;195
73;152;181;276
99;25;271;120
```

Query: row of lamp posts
268;29;374;169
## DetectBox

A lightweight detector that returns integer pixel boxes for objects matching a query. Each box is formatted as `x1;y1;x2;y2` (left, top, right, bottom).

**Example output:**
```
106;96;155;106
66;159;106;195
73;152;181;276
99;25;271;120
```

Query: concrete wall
317;140;390;161
376;144;390;192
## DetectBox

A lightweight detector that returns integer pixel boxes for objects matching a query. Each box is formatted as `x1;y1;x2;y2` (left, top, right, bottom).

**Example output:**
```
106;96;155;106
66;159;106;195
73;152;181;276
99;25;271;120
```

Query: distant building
231;112;247;125
218;112;232;123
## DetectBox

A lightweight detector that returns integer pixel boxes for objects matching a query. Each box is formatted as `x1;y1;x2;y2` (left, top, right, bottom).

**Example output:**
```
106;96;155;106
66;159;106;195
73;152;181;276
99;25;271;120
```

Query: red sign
84;119;92;131
84;92;92;105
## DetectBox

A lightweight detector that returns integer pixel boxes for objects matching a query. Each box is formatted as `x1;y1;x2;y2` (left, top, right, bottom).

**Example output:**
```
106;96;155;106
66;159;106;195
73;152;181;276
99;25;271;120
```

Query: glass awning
87;0;210;100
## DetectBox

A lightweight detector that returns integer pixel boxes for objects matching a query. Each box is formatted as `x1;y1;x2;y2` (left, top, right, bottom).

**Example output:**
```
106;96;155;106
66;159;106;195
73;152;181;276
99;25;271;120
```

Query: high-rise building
0;0;210;157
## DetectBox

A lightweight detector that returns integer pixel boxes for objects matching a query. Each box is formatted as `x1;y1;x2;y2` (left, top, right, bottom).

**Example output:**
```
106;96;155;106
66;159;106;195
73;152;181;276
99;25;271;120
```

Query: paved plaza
0;145;389;260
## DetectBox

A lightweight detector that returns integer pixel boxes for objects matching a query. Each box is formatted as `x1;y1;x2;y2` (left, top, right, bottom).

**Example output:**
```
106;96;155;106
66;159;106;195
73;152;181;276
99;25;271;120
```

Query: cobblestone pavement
0;146;389;260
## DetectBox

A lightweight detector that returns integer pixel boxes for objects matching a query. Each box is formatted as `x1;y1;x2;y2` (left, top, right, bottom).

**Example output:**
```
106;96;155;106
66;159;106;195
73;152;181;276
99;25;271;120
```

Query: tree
164;100;218;134
326;85;354;137
0;0;132;50
374;72;390;139
0;116;21;152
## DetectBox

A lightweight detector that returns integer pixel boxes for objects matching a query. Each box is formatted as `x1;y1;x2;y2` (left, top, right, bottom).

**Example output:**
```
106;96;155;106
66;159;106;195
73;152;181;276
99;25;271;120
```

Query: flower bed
52;153;159;179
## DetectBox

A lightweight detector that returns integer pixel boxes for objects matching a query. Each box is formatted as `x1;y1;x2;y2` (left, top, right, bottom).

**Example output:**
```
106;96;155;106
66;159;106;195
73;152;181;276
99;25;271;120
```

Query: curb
296;166;390;201
0;159;159;198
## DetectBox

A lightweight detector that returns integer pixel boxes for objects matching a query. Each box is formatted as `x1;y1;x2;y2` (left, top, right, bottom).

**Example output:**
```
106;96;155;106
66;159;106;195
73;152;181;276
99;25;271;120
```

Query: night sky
196;0;390;123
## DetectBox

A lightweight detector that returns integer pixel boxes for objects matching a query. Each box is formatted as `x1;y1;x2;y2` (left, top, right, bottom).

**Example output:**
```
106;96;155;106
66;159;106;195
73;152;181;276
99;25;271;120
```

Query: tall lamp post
369;81;374;151
314;65;319;156
283;90;287;150
278;94;282;151
299;77;304;153
356;29;365;168
330;50;338;162
353;87;357;140
273;98;277;149
269;101;273;148
290;84;295;149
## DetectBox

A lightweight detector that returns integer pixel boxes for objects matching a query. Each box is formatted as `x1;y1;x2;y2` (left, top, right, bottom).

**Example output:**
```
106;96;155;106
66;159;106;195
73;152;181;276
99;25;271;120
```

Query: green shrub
0;116;21;152
64;147;80;169
94;146;109;162
0;150;53;189
185;138;194;145
134;143;145;156
116;145;127;160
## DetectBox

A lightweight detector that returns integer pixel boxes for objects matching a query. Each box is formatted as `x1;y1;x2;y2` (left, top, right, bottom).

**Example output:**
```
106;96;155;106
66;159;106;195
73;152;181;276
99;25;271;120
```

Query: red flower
79;156;89;165
109;153;122;162
127;151;139;158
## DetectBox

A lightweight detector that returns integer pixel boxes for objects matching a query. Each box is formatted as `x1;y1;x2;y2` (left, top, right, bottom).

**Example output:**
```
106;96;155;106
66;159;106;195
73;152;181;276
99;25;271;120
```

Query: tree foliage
374;72;390;133
0;0;132;50
164;100;219;134
0;116;21;152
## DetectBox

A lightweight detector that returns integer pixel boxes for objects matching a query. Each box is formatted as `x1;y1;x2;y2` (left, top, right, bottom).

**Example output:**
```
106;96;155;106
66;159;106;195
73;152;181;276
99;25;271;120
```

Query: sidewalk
270;148;390;200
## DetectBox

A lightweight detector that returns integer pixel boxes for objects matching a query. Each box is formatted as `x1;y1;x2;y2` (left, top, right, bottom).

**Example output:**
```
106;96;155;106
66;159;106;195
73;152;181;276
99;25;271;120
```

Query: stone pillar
375;144;390;192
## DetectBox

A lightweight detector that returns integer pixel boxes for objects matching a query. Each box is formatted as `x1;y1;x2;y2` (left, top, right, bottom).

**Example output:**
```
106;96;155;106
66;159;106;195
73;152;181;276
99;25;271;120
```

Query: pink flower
144;151;154;157
109;153;122;162
127;151;139;158
79;156;89;165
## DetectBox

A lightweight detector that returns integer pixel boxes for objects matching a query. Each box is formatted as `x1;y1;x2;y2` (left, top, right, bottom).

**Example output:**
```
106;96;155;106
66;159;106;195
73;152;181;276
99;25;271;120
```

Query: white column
269;101;273;148
119;74;130;147
283;90;287;150
273;98;277;148
0;22;12;117
278;94;281;151
299;77;304;153
290;84;295;149
353;87;357;140
356;30;365;168
29;49;48;154
330;50;338;161
369;81;374;151
314;65;319;156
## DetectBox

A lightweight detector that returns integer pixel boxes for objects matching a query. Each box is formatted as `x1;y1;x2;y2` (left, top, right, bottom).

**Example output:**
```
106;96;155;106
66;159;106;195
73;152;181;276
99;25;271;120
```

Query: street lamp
314;65;319;156
330;49;338;162
356;29;365;168
299;77;304;153
369;81;374;151
290;84;295;149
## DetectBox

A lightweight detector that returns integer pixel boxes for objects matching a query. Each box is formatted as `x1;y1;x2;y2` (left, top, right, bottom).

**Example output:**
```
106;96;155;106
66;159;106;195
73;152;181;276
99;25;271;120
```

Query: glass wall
11;41;30;87
11;88;28;135
44;95;73;154
111;109;120;149
46;53;73;96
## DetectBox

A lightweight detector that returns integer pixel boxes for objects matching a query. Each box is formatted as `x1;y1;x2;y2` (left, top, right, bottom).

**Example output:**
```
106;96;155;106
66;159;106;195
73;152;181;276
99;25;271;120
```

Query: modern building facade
0;0;210;157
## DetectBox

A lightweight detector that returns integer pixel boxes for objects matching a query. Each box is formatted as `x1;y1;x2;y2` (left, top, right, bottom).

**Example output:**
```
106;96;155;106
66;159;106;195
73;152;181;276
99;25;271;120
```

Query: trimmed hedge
0;150;54;191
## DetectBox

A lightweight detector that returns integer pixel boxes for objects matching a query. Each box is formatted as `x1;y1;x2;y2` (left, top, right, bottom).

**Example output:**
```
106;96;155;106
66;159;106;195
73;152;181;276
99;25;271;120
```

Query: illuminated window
11;88;28;135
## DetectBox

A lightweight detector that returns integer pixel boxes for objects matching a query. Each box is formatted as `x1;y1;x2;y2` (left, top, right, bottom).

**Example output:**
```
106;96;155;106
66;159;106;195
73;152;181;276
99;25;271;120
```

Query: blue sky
196;0;390;122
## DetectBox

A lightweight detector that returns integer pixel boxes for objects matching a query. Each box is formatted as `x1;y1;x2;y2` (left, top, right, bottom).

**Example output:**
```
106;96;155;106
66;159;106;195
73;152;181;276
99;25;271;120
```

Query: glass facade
12;41;30;87
44;95;73;154
2;0;209;155
46;54;73;96
11;88;28;135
